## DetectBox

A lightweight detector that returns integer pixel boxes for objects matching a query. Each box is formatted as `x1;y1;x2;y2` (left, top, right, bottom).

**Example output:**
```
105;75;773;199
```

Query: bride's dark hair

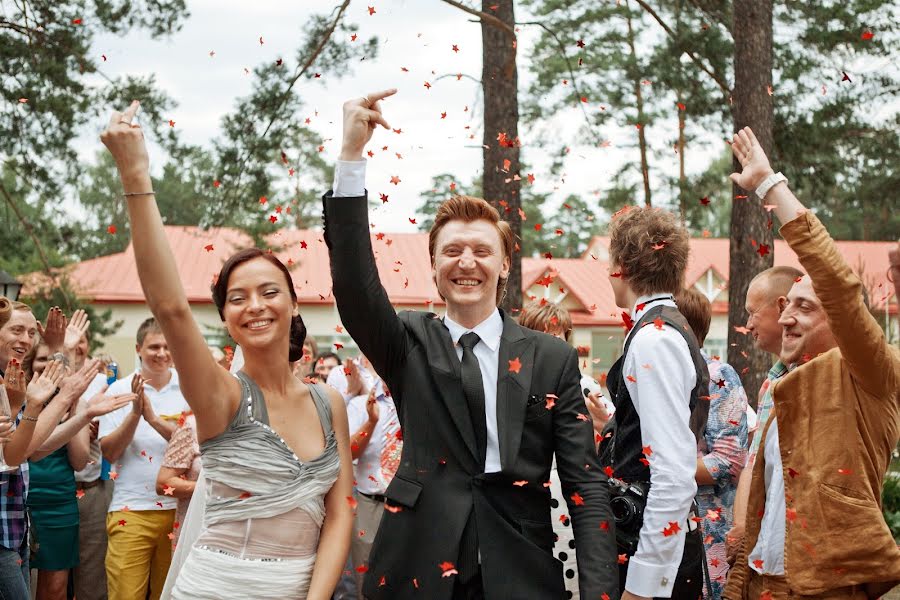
211;248;306;362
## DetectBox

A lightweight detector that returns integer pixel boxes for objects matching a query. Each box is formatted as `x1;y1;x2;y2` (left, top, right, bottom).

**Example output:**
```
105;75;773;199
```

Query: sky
78;0;735;234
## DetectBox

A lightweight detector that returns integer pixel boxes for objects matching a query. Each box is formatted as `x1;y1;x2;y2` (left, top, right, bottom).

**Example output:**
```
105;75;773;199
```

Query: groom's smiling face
432;219;510;313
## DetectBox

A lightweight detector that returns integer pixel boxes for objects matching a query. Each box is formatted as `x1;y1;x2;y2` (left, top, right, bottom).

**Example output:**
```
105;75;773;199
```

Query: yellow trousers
106;509;175;600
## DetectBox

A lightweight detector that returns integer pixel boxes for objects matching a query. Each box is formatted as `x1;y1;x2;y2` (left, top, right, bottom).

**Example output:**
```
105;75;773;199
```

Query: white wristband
755;172;787;200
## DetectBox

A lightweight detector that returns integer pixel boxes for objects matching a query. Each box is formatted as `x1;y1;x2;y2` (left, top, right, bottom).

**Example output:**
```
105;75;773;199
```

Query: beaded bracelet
123;191;156;197
20;415;39;422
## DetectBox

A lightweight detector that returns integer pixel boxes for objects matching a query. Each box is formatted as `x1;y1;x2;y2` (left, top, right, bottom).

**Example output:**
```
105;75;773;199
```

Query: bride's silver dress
168;372;340;599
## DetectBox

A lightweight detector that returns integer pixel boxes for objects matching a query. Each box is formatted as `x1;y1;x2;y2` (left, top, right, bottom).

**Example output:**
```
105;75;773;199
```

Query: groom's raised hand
339;89;397;161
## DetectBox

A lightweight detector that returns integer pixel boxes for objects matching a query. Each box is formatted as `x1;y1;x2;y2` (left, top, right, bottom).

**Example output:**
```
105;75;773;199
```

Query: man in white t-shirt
99;318;188;600
346;383;401;599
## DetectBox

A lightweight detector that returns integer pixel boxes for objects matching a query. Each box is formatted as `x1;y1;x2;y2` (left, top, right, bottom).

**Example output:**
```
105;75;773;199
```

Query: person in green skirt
24;311;135;600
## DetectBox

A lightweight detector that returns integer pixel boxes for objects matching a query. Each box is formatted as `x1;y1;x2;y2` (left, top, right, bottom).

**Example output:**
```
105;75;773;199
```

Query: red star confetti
513;480;528;487
162;485;175;496
662;521;681;536
109;471;119;480
570;492;584;506
204;244;214;252
107;225;117;235
390;175;401;185
757;243;770;257
168;120;175;127
508;357;522;373
76;489;85;499
439;561;458;578
545;393;557;410
118;519;127;526
652;317;665;330
861;30;874;40
367;6;376;15
346;496;358;510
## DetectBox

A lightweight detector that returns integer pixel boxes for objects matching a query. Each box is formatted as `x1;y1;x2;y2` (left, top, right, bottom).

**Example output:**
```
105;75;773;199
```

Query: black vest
599;304;709;483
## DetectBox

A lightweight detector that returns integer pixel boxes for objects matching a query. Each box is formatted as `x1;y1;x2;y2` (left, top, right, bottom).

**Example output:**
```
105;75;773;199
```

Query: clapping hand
84;390;137;419
1;359;27;407
57;358;102;410
340;89;396;161
25;359;66;408
131;374;146;415
37;307;66;354
346;359;369;398
64;309;90;355
728;126;775;192
365;387;380;425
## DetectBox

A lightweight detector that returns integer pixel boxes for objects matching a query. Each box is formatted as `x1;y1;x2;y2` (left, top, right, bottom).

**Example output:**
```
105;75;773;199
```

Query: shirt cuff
332;160;367;197
625;555;681;598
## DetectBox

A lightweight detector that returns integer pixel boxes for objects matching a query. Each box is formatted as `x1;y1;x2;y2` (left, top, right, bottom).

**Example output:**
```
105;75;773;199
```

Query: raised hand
25;359;66;408
131;374;146;415
37;307;67;354
64;309;90;354
339;89;397;161
100;100;151;185
1;359;27;407
728;126;775;192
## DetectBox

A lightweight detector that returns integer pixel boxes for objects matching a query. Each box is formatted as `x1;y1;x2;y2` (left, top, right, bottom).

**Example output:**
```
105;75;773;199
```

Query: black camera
607;478;649;556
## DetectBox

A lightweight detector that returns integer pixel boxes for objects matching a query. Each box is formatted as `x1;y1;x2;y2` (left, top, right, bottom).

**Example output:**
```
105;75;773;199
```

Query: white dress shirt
332;160;504;474
621;295;698;598
748;417;786;575
443;310;504;474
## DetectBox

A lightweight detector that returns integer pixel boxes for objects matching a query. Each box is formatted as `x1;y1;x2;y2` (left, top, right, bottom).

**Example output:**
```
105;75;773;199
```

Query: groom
322;89;617;600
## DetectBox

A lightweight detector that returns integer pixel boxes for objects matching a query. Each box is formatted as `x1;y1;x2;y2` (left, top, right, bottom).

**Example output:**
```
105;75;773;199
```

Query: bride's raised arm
100;101;239;442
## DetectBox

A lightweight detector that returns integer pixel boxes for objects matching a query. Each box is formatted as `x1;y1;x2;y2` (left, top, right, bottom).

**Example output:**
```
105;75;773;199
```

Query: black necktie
459;331;487;468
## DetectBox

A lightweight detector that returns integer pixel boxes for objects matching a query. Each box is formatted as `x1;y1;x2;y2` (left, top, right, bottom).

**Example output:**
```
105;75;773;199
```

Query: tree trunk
678;91;687;222
481;0;522;313
625;3;652;206
729;0;775;408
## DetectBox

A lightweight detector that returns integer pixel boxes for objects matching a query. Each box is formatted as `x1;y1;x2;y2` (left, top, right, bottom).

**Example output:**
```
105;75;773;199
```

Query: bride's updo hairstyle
211;248;307;362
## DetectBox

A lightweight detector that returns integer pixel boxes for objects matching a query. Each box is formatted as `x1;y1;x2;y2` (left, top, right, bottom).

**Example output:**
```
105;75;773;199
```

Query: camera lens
610;496;635;526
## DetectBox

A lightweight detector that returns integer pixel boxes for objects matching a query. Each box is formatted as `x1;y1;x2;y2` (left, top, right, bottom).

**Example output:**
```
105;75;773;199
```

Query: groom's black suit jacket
323;193;618;600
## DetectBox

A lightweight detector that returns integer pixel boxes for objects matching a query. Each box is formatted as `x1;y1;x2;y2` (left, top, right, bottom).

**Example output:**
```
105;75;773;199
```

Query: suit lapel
423;317;479;464
496;313;535;471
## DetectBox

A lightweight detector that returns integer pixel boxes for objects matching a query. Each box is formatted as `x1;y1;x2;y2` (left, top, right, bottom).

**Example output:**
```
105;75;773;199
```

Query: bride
100;101;354;599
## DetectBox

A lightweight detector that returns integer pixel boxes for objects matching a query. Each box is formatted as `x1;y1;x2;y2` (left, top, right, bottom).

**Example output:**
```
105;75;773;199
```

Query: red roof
584;235;897;314
23;227;896;325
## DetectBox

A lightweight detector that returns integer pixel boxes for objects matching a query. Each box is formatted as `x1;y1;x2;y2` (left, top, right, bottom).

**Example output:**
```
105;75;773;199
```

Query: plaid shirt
746;360;787;469
0;412;30;551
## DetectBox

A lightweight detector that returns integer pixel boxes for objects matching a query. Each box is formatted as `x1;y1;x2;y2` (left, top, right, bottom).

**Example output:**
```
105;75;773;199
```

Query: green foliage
210;12;375;236
522;0;900;240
